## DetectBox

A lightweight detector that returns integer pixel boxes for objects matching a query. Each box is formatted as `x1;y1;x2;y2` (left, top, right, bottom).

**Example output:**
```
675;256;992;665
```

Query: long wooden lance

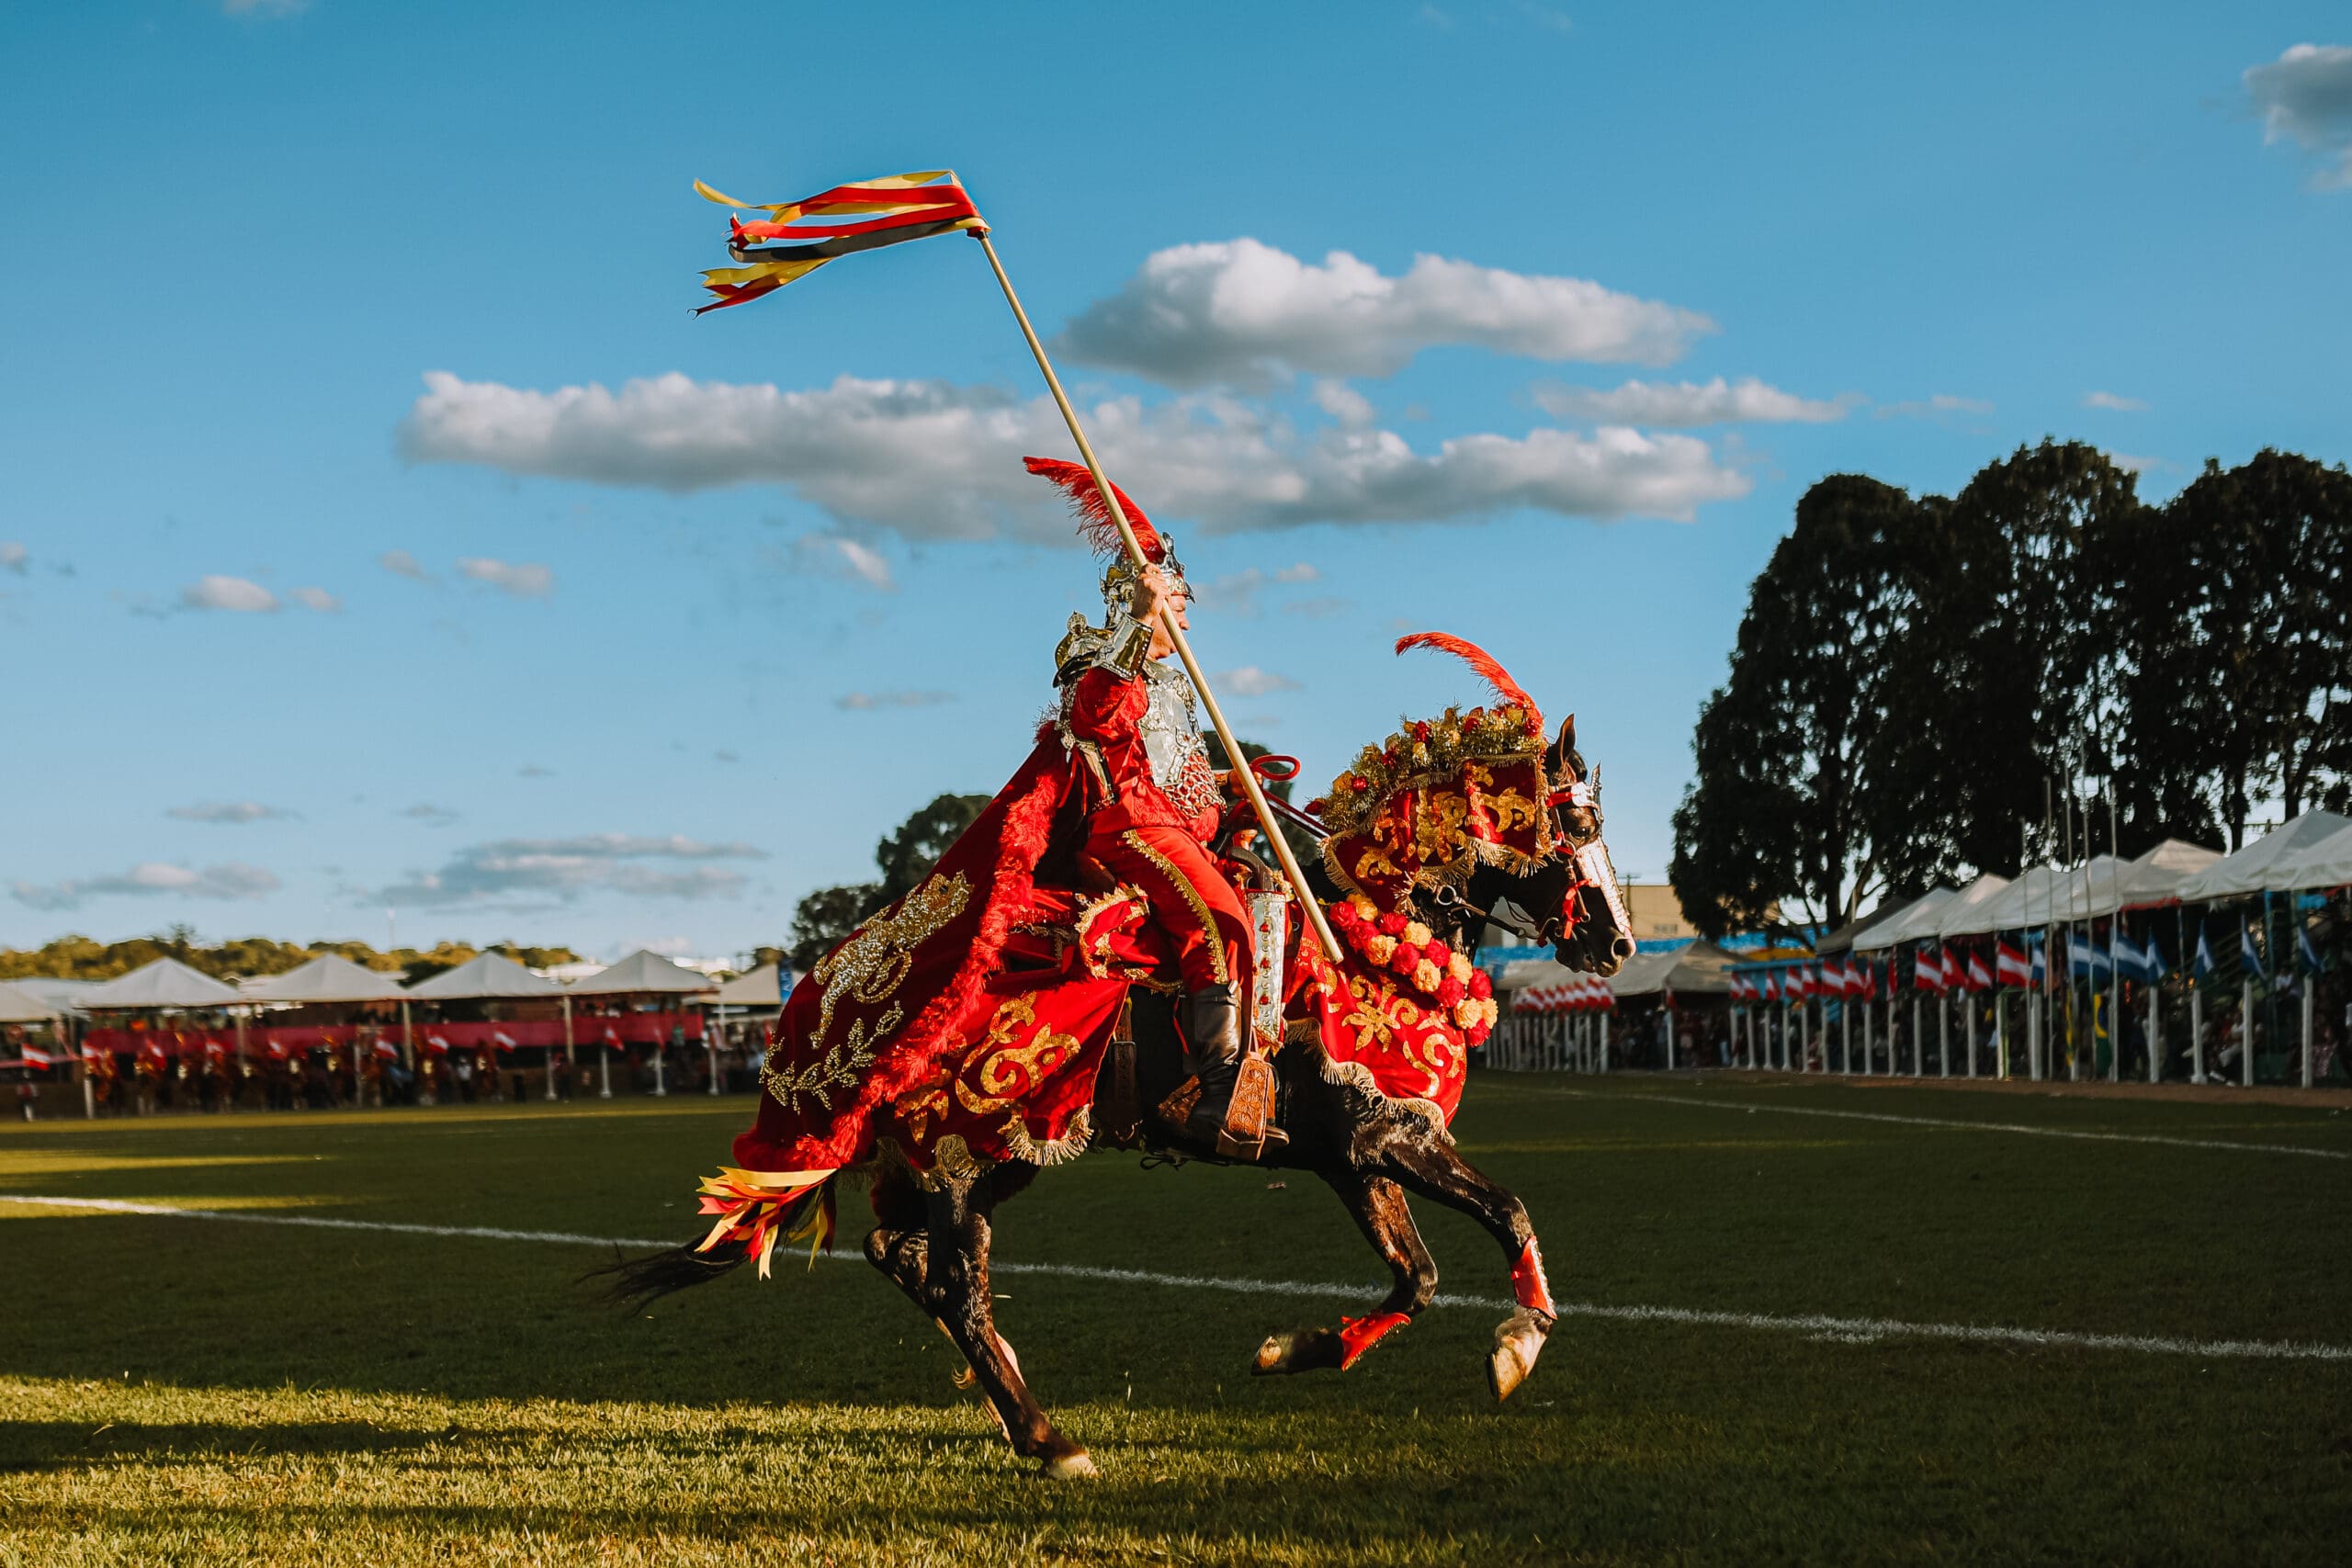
969;230;1344;965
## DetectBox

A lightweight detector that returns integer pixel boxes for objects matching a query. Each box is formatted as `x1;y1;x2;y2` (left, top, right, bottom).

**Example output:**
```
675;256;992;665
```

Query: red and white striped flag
1914;947;1945;994
1996;941;2031;987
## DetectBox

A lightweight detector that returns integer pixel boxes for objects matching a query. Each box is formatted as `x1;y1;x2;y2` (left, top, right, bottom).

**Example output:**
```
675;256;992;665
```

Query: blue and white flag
2241;919;2267;982
2300;922;2323;976
2137;932;2167;983
2067;936;2113;979
2109;931;2147;982
2194;926;2216;980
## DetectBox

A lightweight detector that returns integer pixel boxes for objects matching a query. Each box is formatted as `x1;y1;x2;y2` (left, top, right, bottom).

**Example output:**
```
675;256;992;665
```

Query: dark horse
603;717;1632;1479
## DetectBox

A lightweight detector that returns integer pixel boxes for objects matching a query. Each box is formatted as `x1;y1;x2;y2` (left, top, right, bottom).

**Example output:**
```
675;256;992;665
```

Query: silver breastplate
1139;663;1210;793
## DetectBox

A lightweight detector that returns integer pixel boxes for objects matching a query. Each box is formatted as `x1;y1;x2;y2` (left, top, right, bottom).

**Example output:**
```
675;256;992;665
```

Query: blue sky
3;2;2347;963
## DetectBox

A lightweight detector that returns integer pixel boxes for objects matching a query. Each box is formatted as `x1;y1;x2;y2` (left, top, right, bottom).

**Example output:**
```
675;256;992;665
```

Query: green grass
3;1076;2348;1564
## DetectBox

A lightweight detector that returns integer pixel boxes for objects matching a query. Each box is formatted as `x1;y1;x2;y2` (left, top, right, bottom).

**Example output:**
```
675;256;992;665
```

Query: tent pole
2242;976;2255;1089
2301;980;2315;1089
2189;982;2204;1084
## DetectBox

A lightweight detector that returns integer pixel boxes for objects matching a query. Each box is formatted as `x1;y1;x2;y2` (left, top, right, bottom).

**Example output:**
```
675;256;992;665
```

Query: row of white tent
0;950;788;1022
1842;811;2352;953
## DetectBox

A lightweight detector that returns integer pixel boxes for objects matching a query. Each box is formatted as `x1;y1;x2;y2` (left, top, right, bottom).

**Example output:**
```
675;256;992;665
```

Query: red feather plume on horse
1393;631;1540;722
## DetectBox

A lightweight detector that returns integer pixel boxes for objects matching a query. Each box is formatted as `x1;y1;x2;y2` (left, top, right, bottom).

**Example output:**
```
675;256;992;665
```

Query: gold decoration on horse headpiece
1023;456;1189;607
1307;634;1565;914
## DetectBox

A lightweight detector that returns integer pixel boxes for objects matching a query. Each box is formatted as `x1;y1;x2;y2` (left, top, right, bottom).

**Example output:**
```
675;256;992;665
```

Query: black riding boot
1178;985;1285;1154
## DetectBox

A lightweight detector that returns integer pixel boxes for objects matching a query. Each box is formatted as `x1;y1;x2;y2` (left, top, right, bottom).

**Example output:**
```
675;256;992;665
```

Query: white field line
1524;1086;2352;1160
7;1193;2348;1365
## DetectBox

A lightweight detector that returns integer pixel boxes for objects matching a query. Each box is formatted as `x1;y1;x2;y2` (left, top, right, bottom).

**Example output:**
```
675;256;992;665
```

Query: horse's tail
584;1241;746;1310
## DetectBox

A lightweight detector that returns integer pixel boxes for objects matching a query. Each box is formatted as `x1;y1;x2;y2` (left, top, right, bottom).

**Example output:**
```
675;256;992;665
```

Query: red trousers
1086;821;1251;994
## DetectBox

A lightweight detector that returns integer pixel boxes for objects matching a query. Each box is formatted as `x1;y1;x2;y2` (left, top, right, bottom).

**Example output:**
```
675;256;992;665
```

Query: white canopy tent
565;950;719;997
2046;839;2222;921
240;954;409;1003
1851;887;1958;952
6;977;98;1018
705;963;786;1009
2271;826;2352;890
81;958;240;1010
402;952;563;1000
0;980;62;1023
2174;812;2352;903
1942;867;2071;937
1931;874;2013;939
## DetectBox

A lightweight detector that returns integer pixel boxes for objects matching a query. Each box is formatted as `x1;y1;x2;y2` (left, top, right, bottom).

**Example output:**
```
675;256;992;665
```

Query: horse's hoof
1041;1450;1098;1481
1487;1308;1552;1402
1253;1328;1345;1376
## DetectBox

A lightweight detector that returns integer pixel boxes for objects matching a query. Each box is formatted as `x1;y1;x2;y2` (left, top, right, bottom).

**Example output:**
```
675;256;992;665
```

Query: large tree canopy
1672;443;2351;939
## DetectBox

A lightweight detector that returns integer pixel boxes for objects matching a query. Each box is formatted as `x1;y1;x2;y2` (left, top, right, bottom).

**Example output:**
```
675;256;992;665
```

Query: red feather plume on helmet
1393;631;1539;722
1023;456;1167;564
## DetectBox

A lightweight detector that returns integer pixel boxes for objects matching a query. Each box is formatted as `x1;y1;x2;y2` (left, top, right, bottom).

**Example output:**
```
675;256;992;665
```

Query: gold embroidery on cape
762;871;971;1116
952;995;1080;1117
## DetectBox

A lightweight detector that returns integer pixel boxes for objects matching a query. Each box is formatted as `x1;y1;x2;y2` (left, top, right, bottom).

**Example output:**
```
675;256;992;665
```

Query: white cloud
2104;451;2171;475
1057;238;1715;387
1201;562;1322;615
836;691;956;710
1215;666;1304;696
379;548;435;582
403;371;1748;535
789;532;895;590
375;833;767;908
1532;377;1852;426
167;801;297;824
289;586;342;613
11;861;281;911
2082;390;2150;412
400;803;461;828
457;557;554;598
1875;394;1994;423
181;575;277;613
1313;379;1377;428
518;763;555;778
1;543;26;575
2245;43;2352;189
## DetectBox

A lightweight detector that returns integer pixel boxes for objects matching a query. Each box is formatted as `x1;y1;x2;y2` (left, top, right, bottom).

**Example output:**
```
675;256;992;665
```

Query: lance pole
973;230;1342;964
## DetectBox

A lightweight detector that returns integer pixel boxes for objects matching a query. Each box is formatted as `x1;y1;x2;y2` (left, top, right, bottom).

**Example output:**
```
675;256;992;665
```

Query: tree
786;793;991;972
1672;474;1947;938
1932;440;2146;869
2167;450;2352;840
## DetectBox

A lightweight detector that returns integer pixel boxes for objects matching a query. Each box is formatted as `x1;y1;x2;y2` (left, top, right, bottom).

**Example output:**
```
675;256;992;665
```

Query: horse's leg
1253;1169;1437;1376
916;1168;1094;1478
1377;1133;1558;1402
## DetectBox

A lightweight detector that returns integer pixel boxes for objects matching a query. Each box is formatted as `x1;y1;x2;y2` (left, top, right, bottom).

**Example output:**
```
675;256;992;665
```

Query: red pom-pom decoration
1389;944;1421;977
1376;912;1408;937
1468;969;1493;999
1424;939;1453;968
1437;976;1467;1006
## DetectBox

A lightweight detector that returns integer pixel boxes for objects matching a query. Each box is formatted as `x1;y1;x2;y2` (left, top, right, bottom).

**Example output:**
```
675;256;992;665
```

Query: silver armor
1056;613;1224;818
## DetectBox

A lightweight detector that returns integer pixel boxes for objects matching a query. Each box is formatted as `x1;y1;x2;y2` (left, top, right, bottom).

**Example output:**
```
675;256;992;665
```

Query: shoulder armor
1054;609;1151;684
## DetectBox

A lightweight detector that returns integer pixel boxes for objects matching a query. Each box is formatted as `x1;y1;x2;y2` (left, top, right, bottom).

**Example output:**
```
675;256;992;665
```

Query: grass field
3;1073;2348;1565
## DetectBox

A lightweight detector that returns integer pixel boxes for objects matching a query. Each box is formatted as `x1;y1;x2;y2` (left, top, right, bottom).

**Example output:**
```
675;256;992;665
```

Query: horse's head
1320;635;1634;980
1449;712;1634;977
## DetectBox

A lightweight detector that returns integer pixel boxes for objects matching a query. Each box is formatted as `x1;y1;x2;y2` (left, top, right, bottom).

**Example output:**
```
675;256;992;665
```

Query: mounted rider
1032;457;1276;1153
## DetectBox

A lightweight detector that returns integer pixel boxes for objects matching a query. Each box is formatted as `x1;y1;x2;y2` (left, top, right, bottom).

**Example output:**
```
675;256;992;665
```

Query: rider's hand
1129;565;1172;623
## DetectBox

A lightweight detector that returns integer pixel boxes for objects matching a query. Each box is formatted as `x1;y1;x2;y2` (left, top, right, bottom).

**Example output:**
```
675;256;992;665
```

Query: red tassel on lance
1023;456;1166;564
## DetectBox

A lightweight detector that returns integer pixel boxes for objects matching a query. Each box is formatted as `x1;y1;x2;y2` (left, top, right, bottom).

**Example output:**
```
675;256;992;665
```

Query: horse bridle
1430;761;1612;944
